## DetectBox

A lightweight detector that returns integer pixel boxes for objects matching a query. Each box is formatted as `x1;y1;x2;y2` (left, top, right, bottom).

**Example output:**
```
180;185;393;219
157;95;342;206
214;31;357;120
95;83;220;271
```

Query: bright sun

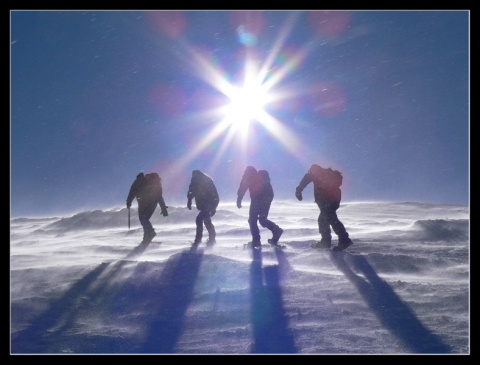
221;81;271;134
173;28;307;173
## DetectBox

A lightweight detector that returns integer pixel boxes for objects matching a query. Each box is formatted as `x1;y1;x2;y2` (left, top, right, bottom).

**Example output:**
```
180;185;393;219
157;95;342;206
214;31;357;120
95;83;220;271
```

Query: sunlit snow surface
10;201;469;354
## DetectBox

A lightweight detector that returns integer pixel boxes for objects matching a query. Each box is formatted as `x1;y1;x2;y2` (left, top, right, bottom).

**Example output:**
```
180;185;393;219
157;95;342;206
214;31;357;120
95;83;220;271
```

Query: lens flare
144;11;337;176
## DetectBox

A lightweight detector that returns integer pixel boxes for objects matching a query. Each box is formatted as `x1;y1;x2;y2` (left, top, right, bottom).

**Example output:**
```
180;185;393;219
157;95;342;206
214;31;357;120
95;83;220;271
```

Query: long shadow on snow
10;240;153;353
330;252;452;354
11;261;111;353
249;247;297;354
137;246;203;353
10;240;203;354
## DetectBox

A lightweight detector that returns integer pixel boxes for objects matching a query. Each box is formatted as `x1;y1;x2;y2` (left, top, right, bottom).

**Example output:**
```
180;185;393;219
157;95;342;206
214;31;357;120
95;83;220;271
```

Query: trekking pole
128;207;131;230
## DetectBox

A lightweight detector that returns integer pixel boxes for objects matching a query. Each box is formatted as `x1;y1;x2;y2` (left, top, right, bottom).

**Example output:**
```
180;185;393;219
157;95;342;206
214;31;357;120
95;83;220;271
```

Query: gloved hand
161;209;168;217
211;209;216;217
236;197;242;209
126;202;131;208
295;187;303;201
187;201;192;210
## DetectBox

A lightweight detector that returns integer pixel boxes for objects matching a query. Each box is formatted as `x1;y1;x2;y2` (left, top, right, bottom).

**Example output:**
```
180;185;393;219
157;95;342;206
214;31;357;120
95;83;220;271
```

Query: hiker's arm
236;175;250;208
126;182;137;208
187;188;194;210
158;191;168;216
295;173;312;201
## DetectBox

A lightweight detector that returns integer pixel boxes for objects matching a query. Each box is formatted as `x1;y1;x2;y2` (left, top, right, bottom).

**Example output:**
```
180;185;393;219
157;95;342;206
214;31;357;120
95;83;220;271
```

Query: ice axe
128;207;131;230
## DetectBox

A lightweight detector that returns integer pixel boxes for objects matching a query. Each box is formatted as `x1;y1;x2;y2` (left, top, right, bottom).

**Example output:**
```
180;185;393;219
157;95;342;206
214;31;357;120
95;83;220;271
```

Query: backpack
144;173;163;195
309;164;343;188
250;170;270;193
257;170;270;185
145;172;161;186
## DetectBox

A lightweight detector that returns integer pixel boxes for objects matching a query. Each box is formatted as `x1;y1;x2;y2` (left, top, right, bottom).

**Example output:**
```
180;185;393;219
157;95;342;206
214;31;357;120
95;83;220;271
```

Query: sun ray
151;11;326;175
207;121;245;172
185;46;238;99
255;110;304;161
176;118;231;168
256;12;304;87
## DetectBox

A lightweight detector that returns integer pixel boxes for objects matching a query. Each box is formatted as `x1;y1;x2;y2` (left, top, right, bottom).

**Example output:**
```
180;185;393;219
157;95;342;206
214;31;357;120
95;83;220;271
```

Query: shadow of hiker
124;240;151;259
11;240;164;353
138;248;203;353
330;252;452;354
12;240;204;354
249;248;297;354
273;246;294;282
11;261;111;353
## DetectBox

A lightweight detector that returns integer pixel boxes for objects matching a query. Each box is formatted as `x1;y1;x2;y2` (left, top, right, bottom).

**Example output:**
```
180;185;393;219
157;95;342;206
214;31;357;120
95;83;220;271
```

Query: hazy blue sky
10;10;469;217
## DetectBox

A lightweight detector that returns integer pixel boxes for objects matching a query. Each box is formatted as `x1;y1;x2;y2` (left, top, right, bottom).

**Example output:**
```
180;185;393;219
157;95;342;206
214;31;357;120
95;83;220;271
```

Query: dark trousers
195;210;215;241
316;199;349;240
138;202;156;235
248;198;280;241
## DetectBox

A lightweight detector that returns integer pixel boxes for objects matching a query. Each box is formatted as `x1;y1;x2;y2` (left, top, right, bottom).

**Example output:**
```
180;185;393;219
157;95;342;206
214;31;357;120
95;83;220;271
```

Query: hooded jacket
187;170;220;211
127;172;167;211
297;164;342;203
237;166;274;202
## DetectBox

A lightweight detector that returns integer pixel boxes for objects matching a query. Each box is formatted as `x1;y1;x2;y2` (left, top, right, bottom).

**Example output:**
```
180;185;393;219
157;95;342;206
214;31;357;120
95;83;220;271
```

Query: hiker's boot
333;237;354;252
192;236;202;246
249;239;261;249
312;235;332;249
268;227;284;245
149;230;157;242
142;230;156;244
206;237;216;248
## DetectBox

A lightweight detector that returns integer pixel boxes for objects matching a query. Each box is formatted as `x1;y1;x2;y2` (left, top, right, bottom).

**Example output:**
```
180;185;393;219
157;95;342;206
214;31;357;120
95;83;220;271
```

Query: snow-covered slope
10;201;469;354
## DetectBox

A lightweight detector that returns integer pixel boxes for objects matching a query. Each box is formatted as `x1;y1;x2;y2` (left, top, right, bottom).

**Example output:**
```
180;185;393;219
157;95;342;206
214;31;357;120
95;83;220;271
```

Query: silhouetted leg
328;210;349;241
257;200;277;231
317;209;332;239
259;215;283;245
259;216;280;231
203;211;216;241
249;202;261;241
195;212;204;242
255;199;282;244
139;203;156;237
248;217;261;241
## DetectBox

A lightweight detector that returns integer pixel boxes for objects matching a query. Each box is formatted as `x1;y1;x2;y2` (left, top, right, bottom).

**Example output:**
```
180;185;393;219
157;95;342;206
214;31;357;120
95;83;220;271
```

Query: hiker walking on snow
187;170;219;247
126;172;169;244
237;166;283;249
295;164;353;251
